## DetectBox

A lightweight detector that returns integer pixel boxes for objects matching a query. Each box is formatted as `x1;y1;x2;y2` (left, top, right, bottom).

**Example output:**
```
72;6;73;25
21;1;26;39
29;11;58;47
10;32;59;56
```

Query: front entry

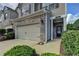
53;18;63;39
56;26;63;38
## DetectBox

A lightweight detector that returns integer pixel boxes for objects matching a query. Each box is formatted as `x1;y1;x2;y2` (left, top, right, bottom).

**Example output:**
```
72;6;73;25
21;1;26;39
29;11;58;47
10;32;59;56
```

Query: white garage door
16;24;40;41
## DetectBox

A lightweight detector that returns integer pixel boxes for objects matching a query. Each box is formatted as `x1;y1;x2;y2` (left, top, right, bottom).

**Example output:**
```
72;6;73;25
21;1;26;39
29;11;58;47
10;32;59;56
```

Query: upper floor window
22;4;31;16
34;3;42;11
49;3;59;10
4;13;8;20
5;13;8;17
49;4;54;10
29;4;31;13
55;3;59;8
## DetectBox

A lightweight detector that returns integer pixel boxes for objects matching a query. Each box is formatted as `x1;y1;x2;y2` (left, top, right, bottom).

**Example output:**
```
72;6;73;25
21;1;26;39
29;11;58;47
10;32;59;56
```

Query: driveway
0;39;61;56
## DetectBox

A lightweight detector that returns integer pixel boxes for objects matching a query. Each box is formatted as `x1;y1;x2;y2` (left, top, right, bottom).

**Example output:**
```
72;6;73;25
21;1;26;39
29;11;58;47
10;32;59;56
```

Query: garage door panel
16;24;40;41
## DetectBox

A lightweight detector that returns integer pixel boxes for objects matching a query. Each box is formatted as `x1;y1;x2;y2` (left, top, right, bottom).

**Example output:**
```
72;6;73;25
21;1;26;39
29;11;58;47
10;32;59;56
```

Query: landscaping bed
0;29;15;41
61;30;79;56
4;45;38;56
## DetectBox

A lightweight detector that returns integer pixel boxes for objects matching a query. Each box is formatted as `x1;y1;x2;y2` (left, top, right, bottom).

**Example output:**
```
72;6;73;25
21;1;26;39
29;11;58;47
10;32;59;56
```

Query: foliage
67;19;79;30
41;53;60;56
73;19;79;30
0;29;6;35
61;30;79;56
67;24;77;30
4;45;37;56
6;32;15;39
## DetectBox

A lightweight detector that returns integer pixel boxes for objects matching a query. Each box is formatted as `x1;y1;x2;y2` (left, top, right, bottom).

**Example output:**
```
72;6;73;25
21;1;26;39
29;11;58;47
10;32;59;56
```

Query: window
34;3;39;11
55;3;59;8
49;3;59;10
34;3;42;11
29;4;31;13
49;4;54;10
4;13;7;20
5;13;8;16
40;3;42;9
41;19;44;24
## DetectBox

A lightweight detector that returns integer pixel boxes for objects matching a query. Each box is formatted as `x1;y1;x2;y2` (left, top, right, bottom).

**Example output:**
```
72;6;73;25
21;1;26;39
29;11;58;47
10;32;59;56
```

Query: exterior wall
14;3;66;43
5;25;12;29
51;3;65;16
14;16;41;41
0;22;3;29
14;16;41;26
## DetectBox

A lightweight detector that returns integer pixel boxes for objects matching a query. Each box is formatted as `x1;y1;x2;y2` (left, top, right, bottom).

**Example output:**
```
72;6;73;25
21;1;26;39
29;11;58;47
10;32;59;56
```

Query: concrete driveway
0;39;61;56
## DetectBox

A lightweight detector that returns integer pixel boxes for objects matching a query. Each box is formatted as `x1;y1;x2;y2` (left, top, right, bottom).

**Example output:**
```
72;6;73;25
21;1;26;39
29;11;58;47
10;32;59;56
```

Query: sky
0;3;18;10
67;3;79;24
67;3;79;15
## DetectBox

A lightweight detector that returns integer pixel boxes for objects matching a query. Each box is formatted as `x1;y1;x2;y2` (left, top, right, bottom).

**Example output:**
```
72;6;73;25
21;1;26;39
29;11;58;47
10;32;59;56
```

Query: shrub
6;32;15;39
67;24;77;30
0;29;6;35
61;30;79;56
4;45;37;56
41;53;60;56
0;36;6;41
73;19;79;30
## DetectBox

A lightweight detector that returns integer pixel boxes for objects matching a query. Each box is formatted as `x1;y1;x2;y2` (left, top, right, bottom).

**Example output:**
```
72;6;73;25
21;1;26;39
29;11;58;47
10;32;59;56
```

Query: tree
73;19;79;30
67;24;75;30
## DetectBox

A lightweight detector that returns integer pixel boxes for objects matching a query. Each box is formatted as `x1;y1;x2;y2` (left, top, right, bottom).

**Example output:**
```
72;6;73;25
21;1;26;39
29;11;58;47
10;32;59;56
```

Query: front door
56;26;62;38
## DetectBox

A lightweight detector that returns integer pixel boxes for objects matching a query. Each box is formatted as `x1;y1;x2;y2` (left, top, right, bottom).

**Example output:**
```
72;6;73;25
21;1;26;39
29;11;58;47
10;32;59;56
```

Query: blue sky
67;3;79;15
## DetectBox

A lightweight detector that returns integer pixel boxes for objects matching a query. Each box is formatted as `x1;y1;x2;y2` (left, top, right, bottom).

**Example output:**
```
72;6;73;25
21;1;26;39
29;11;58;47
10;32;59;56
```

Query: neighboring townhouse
0;10;4;29
1;6;18;29
12;3;67;43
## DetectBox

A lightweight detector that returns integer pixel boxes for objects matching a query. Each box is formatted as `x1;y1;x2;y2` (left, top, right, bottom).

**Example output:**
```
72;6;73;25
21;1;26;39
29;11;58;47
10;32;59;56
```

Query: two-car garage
15;24;41;41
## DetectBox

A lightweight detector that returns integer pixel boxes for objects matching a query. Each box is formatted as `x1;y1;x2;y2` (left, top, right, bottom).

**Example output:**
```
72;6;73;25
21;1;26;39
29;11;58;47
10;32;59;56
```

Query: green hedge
67;24;77;30
0;29;6;35
41;53;60;56
73;19;79;30
61;30;79;56
4;45;37;56
6;32;15;39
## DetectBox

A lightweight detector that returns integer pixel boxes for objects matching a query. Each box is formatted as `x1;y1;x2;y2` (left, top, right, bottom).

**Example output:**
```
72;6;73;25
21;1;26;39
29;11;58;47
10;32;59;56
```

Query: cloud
0;4;4;10
67;13;79;24
0;3;18;10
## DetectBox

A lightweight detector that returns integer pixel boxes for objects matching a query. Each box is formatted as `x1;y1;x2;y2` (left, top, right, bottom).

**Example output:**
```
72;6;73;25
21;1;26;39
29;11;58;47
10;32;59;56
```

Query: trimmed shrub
67;24;76;30
6;32;15;39
41;53;60;56
61;30;79;56
4;45;37;56
73;19;79;30
0;29;6;35
0;36;6;41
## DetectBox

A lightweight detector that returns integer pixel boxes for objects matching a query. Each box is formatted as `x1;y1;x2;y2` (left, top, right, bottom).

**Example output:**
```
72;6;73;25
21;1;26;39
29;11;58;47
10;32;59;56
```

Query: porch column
44;12;48;43
51;19;53;40
63;17;66;31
